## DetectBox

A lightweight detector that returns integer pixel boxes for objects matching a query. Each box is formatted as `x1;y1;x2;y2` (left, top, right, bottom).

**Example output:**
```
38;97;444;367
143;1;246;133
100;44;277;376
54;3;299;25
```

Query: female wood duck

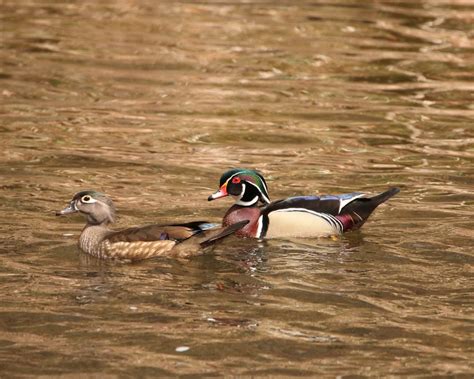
56;190;248;260
208;169;400;238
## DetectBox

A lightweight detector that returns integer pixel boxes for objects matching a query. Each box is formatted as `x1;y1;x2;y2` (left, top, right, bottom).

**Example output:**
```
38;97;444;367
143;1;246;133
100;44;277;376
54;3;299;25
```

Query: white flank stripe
256;215;264;238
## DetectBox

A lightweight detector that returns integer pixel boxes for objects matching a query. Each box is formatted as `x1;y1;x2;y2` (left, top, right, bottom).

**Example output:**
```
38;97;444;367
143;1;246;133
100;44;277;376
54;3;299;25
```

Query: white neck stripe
246;181;270;204
236;195;259;207
256;215;264;238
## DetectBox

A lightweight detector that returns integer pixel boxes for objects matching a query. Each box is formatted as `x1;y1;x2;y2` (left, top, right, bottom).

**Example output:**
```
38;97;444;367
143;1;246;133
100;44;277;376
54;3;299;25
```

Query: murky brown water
1;0;473;376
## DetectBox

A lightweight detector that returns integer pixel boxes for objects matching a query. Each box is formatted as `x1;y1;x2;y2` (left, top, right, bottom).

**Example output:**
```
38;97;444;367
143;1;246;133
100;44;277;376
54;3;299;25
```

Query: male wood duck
208;169;400;238
56;190;248;260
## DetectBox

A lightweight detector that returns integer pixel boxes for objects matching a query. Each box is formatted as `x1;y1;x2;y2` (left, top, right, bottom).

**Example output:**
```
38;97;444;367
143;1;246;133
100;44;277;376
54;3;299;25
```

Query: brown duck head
56;190;116;225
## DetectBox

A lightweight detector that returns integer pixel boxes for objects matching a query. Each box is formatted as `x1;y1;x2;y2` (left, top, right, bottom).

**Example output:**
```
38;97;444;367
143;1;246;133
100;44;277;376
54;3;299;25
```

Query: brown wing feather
199;220;249;247
105;224;198;243
163;226;199;240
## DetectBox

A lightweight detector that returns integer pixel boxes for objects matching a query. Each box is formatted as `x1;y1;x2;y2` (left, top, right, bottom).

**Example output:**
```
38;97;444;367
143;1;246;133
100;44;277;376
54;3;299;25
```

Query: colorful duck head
56;190;116;225
208;169;270;206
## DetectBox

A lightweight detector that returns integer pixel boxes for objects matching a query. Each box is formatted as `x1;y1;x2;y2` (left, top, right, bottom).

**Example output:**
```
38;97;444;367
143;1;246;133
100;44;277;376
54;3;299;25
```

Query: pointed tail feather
199;220;249;248
341;187;400;230
370;187;400;207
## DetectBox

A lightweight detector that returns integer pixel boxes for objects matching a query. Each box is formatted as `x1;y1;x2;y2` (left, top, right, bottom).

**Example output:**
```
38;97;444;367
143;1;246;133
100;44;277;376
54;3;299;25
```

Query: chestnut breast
223;205;261;238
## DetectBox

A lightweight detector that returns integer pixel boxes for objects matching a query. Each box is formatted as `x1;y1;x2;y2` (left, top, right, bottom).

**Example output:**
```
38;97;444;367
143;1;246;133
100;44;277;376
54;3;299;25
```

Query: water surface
1;0;473;376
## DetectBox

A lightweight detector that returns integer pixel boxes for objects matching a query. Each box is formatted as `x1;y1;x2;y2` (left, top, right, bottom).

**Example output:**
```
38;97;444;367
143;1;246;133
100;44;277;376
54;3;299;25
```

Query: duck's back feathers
105;221;216;244
263;192;365;216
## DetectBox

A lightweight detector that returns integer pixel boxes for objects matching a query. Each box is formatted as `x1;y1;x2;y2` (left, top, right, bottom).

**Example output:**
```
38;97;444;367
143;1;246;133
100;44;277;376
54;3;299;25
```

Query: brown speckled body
79;224;177;260
223;205;261;237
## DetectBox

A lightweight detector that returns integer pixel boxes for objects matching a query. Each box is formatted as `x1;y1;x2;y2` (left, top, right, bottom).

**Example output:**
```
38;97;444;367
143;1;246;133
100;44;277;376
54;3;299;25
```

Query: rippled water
1;0;473;376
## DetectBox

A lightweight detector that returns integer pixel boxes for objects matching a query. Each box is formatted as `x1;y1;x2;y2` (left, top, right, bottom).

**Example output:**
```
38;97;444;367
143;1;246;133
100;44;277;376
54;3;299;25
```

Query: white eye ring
81;195;97;203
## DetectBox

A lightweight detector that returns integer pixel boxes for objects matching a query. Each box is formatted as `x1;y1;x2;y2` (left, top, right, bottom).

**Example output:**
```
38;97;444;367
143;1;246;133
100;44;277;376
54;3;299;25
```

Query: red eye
232;177;241;184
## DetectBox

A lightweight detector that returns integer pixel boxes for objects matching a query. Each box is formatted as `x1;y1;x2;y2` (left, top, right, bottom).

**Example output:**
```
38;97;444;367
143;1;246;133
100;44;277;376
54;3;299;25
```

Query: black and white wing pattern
259;193;365;237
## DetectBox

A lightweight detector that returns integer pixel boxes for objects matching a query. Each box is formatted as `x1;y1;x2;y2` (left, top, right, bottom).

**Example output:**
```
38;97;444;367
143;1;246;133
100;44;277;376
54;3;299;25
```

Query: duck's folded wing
198;220;249;247
105;225;173;243
263;193;365;216
105;221;215;243
172;220;249;256
164;221;219;240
